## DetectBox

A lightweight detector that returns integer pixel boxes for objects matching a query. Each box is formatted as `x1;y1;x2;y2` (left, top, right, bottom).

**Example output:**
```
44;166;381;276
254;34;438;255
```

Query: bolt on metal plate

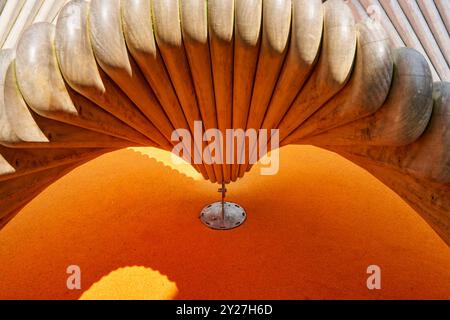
199;201;247;230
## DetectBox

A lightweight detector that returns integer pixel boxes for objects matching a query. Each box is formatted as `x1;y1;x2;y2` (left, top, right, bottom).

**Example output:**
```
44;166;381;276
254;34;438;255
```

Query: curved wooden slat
122;0;188;133
277;0;357;142
15;22;151;146
152;0;212;181
88;0;174;146
0;146;113;182
284;19;393;143
0;49;19;143
3;61;49;144
231;0;262;181
241;0;323;176
237;0;291;178
208;0;235;183
327;81;450;184
299;48;433;147
261;0;323;133
180;0;223;182
122;0;206;177
0;153;14;176
55;0;167;148
245;0;291;132
3;60;132;149
16;22;76;116
55;0;105;94
359;0;405;48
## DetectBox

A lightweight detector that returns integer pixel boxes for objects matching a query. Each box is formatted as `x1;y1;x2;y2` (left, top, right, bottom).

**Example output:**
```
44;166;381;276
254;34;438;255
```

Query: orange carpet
0;145;449;300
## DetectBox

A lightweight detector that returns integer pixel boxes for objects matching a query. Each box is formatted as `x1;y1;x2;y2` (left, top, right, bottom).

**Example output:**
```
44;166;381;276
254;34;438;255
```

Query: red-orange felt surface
0;145;449;300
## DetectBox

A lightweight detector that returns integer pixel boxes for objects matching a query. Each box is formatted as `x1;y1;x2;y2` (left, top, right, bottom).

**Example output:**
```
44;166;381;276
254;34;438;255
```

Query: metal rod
219;182;226;221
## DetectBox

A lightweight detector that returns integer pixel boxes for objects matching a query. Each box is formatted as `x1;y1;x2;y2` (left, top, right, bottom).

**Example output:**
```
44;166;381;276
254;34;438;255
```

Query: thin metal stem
219;182;226;221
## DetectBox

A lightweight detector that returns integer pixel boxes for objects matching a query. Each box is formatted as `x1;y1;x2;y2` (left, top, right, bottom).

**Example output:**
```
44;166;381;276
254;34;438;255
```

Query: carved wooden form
0;0;448;246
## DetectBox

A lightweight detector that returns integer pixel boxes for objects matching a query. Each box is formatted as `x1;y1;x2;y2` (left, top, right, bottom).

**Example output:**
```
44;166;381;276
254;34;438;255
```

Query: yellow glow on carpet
130;147;203;180
79;266;178;300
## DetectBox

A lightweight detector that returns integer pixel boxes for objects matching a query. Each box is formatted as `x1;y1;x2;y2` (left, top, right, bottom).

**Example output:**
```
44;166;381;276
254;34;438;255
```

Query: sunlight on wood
130;147;204;181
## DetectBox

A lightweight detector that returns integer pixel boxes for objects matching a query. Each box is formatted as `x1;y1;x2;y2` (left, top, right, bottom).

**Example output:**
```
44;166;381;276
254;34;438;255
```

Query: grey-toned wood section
0;0;448;247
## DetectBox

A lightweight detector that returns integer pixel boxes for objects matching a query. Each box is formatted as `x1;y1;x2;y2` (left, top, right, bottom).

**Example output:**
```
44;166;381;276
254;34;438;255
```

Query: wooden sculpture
0;0;448;245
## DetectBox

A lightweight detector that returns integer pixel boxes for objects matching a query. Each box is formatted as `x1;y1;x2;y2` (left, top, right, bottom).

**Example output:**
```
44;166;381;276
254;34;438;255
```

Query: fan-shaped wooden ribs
0;0;448;246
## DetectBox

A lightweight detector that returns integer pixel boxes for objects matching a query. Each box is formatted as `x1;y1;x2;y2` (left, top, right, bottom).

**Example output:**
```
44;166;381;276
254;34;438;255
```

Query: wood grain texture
152;0;211;181
55;0;166;148
16;22;150;146
284;19;393;143
208;0;235;183
0;146;113;181
327;81;450;184
0;153;14;177
231;0;262;181
181;0;223;182
122;0;189;133
246;0;291;132
359;0;405;49
56;0;105;94
3;60;132;149
299;48;433;147
0;49;19;144
261;0;323;133
237;0;291;179
88;0;174;146
277;0;357;142
121;0;202;172
16;22;77;116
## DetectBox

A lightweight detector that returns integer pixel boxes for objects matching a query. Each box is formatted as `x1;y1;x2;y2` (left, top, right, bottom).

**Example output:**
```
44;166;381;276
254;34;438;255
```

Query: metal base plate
199;202;247;230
